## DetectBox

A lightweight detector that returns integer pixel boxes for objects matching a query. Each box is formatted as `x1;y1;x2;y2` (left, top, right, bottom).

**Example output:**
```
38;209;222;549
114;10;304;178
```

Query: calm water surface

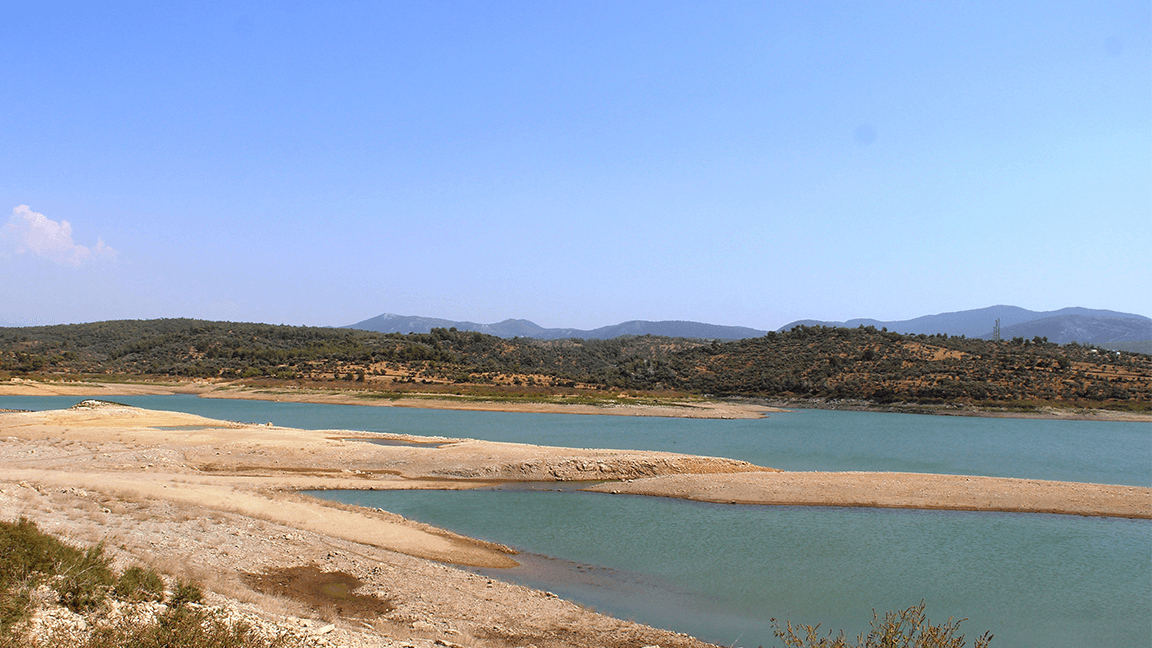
2;394;1148;485
313;488;1151;648
4;394;1150;646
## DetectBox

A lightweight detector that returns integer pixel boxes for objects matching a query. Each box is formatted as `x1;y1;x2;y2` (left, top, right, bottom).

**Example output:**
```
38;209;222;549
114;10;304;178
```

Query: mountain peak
346;306;1150;351
779;306;1149;348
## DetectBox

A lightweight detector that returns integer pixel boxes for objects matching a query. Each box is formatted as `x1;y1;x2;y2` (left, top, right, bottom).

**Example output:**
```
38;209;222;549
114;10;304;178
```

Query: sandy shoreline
199;388;775;419
1;399;1149;646
5;376;1150;422
0;377;775;419
0;402;769;647
585;471;1151;519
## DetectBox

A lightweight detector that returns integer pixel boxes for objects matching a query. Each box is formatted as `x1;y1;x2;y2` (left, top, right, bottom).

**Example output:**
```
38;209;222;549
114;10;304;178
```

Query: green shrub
0;586;32;636
56;543;115;613
0;518;115;613
771;603;993;648
169;581;204;607
0;518;83;588
114;566;164;602
1;520;298;647
26;606;300;648
75;605;298;648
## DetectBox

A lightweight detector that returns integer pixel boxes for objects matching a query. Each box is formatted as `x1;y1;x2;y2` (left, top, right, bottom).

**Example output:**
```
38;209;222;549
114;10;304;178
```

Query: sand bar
585;471;1151;519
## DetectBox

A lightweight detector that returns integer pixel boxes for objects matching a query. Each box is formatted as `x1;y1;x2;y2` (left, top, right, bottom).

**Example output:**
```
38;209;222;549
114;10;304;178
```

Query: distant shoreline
1;377;1149;422
0;378;773;419
765;397;1152;422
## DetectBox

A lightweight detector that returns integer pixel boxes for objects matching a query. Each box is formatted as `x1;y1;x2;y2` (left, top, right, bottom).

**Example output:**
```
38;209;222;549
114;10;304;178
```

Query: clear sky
3;1;1149;330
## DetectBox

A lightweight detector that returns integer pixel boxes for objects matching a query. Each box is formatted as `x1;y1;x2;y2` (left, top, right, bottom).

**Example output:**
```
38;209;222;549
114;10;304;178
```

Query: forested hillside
2;319;1149;409
671;326;1148;404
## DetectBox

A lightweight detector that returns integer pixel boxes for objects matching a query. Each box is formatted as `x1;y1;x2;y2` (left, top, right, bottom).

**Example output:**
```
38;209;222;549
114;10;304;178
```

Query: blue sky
2;1;1149;330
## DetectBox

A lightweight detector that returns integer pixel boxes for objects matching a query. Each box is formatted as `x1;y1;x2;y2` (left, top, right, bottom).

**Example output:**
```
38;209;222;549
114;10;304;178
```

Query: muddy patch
243;565;393;618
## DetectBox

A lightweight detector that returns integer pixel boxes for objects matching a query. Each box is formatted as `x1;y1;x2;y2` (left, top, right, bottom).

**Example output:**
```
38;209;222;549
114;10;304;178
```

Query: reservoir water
313;488;1150;648
4;394;1150;646
3;394;1148;486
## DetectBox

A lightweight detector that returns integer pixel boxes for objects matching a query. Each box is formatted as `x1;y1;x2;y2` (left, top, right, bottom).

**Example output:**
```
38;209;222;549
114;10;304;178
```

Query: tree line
1;319;1149;408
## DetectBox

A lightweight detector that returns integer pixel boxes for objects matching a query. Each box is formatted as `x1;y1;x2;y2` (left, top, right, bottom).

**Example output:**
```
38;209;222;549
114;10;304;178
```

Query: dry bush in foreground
771;603;992;648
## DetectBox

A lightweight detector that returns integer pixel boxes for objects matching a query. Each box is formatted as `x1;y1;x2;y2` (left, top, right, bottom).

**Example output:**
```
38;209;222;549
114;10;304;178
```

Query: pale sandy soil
585;472;1151;519
1;479;699;648
7;377;1152;422
2;400;1149;647
0;402;765;647
0;377;202;396
196;385;776;419
0;377;773;419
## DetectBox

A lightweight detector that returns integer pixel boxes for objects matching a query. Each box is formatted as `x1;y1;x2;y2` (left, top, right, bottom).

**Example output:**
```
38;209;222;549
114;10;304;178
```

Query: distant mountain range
346;305;1152;351
345;313;767;341
780;306;1151;349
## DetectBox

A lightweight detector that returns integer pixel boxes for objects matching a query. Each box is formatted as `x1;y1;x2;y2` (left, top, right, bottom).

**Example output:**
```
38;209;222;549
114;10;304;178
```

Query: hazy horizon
4;303;1152;335
3;2;1149;331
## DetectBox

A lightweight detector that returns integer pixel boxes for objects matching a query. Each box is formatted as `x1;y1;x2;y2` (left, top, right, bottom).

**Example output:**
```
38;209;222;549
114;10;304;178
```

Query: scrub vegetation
0;518;295;648
771;603;993;648
1;318;1149;411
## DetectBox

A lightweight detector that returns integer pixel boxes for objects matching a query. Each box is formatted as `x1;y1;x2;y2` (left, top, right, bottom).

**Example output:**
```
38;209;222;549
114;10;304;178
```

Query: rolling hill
4;318;1150;408
346;313;767;340
778;305;1150;349
348;306;1150;350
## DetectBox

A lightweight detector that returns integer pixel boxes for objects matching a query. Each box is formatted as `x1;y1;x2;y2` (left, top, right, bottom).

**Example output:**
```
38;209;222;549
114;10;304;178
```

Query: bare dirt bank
198;387;777;420
0;402;767;647
585;471;1151;519
2;401;1148;647
0;377;775;419
0;377;201;397
0;480;706;648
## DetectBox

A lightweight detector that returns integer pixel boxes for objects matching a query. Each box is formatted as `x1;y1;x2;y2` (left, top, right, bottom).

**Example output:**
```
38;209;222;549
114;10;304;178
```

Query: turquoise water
2;394;1148;485
5;394;1150;646
314;488;1151;648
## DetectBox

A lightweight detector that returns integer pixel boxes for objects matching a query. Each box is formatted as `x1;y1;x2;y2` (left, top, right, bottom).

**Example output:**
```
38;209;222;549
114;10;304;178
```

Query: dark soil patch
243;565;392;618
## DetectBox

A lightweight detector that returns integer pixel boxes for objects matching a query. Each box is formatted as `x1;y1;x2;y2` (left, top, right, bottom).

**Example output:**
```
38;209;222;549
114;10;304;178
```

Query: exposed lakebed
3;394;1149;647
3;393;1148;485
